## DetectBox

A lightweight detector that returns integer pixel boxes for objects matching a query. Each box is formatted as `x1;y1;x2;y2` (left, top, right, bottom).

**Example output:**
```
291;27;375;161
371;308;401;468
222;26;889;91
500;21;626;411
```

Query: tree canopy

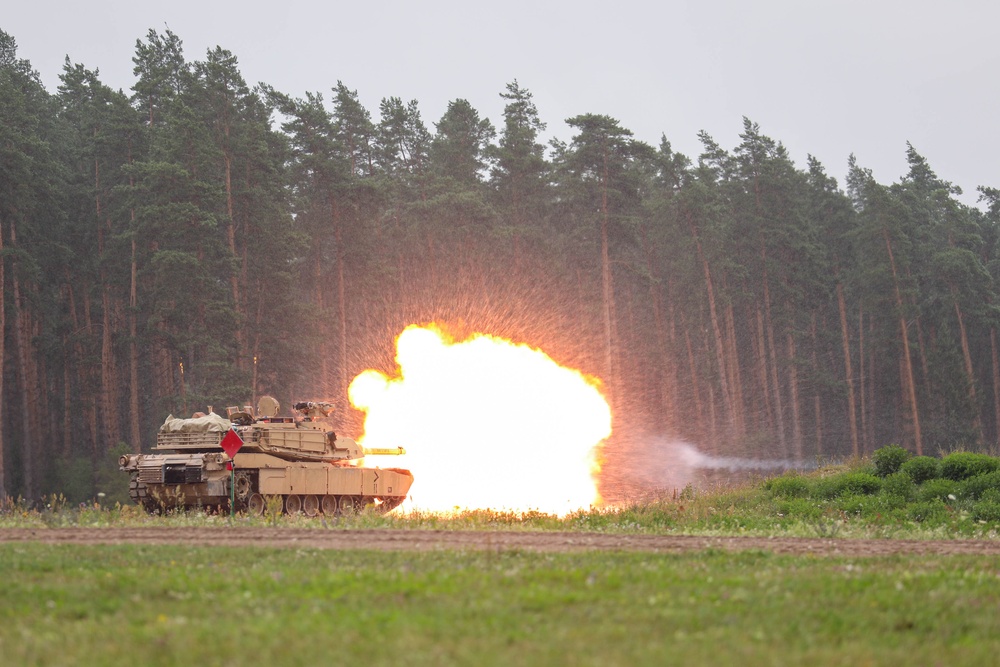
1;26;998;503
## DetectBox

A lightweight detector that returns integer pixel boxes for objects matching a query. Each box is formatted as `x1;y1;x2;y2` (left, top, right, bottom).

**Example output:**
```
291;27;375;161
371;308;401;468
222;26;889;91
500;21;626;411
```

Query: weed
265;495;283;525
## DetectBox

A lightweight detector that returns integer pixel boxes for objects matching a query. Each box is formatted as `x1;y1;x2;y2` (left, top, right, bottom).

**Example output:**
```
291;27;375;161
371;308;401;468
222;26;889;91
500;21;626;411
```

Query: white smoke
605;437;813;500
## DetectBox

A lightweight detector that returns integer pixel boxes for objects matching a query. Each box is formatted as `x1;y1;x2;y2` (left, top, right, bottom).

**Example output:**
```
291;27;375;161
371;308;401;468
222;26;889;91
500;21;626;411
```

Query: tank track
129;471;405;516
128;473;158;513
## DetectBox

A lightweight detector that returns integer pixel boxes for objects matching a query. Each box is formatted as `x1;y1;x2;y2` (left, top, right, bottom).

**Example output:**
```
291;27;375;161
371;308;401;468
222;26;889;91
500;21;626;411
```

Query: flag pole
230;457;236;519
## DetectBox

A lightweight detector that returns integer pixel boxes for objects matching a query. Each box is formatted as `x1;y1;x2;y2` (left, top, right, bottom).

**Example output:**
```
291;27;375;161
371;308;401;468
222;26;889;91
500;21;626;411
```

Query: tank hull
123;451;413;515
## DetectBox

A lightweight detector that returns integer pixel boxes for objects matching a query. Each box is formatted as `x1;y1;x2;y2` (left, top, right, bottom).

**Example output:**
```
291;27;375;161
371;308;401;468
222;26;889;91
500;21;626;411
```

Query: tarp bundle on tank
159;412;233;433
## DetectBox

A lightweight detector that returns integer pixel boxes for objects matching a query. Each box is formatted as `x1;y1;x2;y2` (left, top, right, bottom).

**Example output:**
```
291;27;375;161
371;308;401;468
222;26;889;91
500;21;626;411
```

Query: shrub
764;475;810;499
838;472;882;496
872;444;911;477
959;470;1000;500
900;456;940;483
880;471;915;501
940;452;999;481
775;498;822;520
917;478;959;502
815;472;882;499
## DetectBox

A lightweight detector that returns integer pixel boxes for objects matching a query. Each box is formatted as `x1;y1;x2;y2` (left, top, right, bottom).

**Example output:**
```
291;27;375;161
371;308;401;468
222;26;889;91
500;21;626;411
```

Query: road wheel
337;495;360;516
321;495;338;516
247;493;266;516
285;494;303;514
303;494;320;517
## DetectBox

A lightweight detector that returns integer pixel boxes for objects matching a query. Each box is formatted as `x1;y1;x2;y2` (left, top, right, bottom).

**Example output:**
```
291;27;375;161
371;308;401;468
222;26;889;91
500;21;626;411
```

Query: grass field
2;543;999;666
5;447;1000;666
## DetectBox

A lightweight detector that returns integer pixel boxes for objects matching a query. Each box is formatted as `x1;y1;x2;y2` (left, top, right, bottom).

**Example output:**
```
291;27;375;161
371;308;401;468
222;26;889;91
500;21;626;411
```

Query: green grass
6;447;1000;665
2;543;999;666
6;455;1000;539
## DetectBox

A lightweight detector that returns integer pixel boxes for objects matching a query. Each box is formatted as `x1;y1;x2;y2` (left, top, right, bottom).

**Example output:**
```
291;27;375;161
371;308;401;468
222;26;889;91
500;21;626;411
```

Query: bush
880;471;915;501
764;475;810;499
959;470;1000;500
775;498;822;520
815;472;882;499
917;478;959;502
872;444;911;477
840;472;882;496
940;452;999;481
900;456;940;483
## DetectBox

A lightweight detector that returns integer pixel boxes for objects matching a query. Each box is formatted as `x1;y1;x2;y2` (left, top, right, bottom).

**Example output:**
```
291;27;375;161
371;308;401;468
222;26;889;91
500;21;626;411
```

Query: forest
2;27;999;503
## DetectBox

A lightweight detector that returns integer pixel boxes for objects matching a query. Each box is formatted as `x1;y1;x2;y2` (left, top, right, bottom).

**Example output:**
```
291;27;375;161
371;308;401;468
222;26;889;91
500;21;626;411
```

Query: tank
119;396;413;516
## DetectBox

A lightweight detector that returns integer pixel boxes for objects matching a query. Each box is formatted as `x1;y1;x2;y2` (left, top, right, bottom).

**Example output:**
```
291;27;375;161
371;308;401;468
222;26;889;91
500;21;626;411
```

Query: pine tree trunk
858;304;869;455
62;334;72;456
787;328;803;458
761;251;787;453
599;143;618;403
866;314;878;450
953;295;983;443
914;314;931;392
724;296;746;439
811;313;823;456
884;229;922;454
66;275;96;453
96;138;121;451
11;220;35;498
224;151;244;369
687;214;734;437
755;305;774;432
640;226;675;430
101;279;121;448
314;241;329;395
683;325;705;442
128;236;141;453
96;151;121;449
837;280;860;457
332;198;349;407
991;328;1000;453
0;215;6;503
126;138;142;452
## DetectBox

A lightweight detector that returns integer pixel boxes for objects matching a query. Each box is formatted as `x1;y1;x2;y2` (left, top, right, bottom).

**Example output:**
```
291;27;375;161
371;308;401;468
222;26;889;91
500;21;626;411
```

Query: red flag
220;428;244;460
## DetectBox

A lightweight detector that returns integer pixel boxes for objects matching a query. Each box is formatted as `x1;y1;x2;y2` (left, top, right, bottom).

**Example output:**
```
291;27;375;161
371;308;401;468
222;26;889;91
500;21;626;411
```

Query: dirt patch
2;527;999;556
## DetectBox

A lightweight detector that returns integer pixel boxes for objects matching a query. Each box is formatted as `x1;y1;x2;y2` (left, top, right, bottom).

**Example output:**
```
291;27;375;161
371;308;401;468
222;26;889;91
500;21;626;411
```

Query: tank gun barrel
362;446;407;456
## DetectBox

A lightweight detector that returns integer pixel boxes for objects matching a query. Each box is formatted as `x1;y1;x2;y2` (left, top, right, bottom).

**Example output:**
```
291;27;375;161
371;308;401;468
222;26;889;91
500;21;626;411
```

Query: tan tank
119;396;413;516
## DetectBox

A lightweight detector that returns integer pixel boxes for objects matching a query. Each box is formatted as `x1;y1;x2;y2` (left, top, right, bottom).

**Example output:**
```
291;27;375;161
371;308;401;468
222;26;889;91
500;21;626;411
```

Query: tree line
2;27;999;502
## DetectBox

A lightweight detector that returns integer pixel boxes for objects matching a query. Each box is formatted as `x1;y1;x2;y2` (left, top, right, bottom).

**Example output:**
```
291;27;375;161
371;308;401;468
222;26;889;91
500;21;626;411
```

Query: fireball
349;325;611;514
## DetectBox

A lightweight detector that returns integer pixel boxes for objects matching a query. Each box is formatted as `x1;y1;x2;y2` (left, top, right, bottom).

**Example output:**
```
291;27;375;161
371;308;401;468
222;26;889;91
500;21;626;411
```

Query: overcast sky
5;0;998;206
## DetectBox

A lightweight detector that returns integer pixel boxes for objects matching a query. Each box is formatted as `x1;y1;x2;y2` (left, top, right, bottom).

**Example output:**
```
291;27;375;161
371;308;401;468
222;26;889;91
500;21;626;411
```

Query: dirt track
3;527;1000;557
